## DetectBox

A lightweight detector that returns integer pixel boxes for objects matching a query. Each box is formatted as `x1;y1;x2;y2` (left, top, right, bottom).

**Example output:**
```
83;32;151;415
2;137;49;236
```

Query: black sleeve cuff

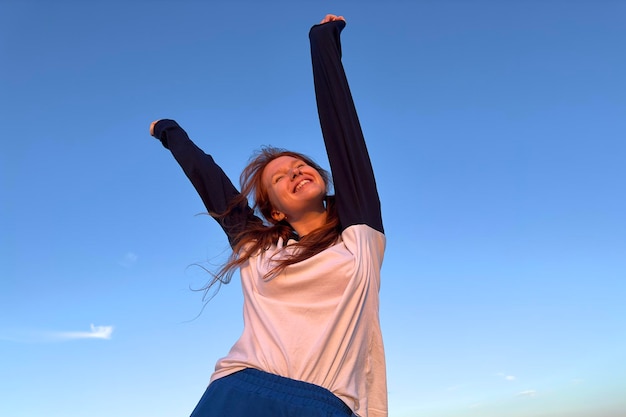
309;20;346;56
151;119;180;149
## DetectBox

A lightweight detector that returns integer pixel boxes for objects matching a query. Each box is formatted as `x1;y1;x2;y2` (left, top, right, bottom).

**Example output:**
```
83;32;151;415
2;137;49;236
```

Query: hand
320;14;345;24
150;120;160;136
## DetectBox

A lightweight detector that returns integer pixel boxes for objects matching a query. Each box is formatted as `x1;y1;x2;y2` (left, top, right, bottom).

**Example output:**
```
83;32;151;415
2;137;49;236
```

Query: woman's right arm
150;119;261;246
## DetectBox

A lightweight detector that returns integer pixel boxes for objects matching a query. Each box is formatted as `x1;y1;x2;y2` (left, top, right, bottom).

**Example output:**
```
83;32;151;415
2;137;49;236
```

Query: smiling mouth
294;179;311;192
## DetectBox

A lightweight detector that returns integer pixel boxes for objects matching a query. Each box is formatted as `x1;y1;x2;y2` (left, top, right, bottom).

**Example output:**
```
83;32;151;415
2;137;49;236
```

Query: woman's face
261;155;327;222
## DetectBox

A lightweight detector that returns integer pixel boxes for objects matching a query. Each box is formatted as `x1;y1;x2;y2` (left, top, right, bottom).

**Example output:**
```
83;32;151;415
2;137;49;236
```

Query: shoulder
341;224;385;258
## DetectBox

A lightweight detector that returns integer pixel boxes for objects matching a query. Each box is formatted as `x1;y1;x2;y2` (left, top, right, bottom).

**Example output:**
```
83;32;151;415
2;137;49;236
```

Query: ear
271;210;286;222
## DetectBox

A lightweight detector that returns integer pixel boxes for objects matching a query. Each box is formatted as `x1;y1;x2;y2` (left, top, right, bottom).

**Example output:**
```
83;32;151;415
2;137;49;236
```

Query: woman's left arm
309;16;383;234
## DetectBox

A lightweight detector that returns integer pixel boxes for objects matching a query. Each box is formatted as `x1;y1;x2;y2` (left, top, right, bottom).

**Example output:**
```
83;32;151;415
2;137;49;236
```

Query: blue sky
1;1;625;416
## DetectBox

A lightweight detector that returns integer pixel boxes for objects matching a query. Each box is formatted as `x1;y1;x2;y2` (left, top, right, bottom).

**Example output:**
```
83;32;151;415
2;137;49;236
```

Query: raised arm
309;18;384;234
151;119;261;246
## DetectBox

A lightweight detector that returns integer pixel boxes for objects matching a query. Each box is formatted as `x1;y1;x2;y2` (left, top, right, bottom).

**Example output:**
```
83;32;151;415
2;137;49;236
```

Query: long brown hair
205;147;340;297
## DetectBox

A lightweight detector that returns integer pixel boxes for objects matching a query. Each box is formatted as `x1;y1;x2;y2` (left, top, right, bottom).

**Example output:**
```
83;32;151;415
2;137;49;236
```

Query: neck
288;208;328;237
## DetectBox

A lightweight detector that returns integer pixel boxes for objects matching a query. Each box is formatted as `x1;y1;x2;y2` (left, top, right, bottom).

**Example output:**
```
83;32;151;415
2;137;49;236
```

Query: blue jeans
189;368;356;417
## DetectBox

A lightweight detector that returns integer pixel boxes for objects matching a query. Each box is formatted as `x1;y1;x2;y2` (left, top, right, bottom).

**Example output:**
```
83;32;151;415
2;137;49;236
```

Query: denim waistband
224;368;353;415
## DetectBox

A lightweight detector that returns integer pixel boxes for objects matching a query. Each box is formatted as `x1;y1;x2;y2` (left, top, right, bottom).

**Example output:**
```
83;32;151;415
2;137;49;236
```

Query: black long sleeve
309;21;384;234
151;20;381;245
152;119;261;246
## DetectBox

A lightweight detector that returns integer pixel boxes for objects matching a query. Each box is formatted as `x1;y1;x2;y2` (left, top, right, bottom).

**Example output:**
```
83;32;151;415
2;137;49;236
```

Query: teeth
295;180;311;192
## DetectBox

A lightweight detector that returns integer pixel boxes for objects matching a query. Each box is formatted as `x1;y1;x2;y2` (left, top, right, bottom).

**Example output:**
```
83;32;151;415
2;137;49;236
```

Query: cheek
314;172;328;191
266;185;285;210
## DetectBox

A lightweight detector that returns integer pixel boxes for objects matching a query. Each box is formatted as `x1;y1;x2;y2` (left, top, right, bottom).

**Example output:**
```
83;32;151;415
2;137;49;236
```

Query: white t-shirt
210;224;387;417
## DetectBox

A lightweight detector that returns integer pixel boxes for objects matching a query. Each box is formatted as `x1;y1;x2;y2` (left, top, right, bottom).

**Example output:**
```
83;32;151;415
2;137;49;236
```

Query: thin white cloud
496;372;516;381
0;324;114;343
53;324;114;340
118;251;138;267
516;390;537;397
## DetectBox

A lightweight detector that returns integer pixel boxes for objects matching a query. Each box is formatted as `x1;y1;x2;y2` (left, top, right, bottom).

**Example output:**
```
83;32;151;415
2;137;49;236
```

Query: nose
291;166;301;180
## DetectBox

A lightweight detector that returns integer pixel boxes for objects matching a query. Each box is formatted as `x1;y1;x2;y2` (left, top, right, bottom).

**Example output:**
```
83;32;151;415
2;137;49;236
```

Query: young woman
149;15;387;417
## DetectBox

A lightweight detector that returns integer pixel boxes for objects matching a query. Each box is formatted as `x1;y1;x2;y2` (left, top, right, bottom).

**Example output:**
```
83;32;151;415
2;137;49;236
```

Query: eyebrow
270;159;303;181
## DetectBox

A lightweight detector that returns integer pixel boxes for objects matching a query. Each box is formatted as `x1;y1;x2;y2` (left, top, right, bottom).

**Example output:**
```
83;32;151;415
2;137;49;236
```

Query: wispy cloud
516;390;537;397
496;372;516;381
53;324;114;340
0;324;114;343
118;251;138;268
